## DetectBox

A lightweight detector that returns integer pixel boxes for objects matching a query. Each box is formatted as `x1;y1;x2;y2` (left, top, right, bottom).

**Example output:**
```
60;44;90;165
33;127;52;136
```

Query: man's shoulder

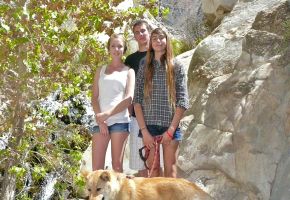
127;51;147;58
125;52;138;64
126;51;139;59
125;51;147;67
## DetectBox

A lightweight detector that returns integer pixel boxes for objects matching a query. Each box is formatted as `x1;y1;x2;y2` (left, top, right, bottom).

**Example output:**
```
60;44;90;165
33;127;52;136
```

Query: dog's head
81;170;121;200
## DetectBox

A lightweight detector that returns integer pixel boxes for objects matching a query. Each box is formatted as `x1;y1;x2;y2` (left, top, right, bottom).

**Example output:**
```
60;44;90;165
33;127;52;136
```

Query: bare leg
138;169;148;177
92;133;110;171
111;132;129;172
163;140;179;178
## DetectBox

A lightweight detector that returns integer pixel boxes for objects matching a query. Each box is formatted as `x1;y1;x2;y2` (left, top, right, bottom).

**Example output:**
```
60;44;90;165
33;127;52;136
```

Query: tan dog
82;170;212;200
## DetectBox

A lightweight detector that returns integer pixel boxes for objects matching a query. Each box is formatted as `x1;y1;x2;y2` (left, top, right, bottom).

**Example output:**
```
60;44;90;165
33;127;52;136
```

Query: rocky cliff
178;0;290;199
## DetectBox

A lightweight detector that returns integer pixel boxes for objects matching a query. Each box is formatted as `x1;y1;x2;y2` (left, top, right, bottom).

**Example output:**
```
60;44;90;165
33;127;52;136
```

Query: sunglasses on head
138;136;163;170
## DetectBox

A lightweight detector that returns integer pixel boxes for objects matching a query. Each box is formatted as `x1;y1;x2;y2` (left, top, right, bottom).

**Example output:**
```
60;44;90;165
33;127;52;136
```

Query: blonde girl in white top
91;33;135;172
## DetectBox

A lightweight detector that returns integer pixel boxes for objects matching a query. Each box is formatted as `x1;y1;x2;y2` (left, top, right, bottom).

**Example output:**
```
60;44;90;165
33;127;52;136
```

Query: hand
95;112;109;123
161;131;173;145
98;122;109;136
128;104;133;116
142;130;154;149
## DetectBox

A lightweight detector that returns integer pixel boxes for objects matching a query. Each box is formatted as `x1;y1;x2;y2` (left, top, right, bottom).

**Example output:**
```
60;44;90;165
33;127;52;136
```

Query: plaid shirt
133;59;189;127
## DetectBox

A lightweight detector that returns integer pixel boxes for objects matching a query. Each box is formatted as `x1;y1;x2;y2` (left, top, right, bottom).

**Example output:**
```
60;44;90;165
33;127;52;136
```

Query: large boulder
178;0;290;199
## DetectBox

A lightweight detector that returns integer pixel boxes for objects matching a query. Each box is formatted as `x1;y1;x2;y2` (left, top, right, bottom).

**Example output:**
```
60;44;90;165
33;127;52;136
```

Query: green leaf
9;166;27;179
32;166;47;182
14;37;30;45
0;22;10;32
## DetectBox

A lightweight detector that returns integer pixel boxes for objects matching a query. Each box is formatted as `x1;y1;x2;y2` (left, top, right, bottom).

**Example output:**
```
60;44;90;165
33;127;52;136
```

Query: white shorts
129;117;163;170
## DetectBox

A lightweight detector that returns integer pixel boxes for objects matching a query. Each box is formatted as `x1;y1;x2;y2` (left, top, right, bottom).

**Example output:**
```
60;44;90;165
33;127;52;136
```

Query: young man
125;20;151;177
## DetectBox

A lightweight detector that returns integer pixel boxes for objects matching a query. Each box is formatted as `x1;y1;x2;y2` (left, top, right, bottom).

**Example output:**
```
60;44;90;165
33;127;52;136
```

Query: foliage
0;0;154;198
170;18;210;56
134;0;169;19
149;6;170;19
171;38;194;56
184;18;210;47
282;20;290;42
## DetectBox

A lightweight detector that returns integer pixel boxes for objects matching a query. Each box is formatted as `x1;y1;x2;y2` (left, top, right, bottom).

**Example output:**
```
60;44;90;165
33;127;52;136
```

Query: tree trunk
1;166;16;200
0;45;27;199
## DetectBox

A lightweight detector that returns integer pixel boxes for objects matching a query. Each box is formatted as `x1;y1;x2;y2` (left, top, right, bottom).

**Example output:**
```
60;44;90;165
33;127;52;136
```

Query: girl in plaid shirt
134;28;189;178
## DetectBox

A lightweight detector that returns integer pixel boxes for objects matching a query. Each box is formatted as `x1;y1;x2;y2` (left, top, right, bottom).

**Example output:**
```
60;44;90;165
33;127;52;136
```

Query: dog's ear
81;169;91;180
100;171;111;182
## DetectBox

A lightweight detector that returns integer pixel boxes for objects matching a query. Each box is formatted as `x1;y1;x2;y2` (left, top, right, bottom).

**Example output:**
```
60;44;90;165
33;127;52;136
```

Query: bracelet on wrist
166;130;173;139
140;126;147;131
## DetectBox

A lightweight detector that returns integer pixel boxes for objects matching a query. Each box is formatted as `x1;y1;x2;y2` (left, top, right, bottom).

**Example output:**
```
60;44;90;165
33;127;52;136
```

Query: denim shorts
90;123;130;134
138;125;182;141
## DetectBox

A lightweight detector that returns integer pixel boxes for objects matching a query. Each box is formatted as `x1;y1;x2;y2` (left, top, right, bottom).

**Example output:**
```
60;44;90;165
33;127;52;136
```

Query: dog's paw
125;174;135;179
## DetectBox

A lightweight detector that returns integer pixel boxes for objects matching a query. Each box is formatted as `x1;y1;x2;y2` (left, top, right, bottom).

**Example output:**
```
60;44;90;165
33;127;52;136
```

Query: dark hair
107;33;127;54
132;19;151;32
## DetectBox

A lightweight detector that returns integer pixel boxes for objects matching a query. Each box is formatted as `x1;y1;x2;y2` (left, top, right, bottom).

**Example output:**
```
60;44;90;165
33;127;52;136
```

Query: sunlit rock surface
202;0;238;27
178;0;290;199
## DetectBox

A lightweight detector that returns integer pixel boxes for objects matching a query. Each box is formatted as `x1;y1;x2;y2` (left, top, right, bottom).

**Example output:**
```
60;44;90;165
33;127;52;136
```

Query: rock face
178;0;290;200
202;0;238;27
159;0;204;37
133;0;204;39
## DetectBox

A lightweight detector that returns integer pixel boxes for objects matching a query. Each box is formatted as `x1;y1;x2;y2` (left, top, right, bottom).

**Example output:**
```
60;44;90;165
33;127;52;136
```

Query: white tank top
97;65;130;126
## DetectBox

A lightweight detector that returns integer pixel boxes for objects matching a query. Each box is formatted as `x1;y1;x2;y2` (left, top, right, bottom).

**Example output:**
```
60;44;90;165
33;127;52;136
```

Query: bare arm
91;67;108;135
169;107;186;132
163;61;189;143
91;68;101;117
134;103;154;149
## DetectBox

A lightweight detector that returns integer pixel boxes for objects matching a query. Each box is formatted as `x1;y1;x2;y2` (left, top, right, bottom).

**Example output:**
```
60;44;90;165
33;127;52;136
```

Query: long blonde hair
144;28;176;107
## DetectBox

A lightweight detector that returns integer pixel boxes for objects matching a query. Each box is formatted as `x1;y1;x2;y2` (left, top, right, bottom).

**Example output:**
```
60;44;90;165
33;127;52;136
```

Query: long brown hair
144;28;176;107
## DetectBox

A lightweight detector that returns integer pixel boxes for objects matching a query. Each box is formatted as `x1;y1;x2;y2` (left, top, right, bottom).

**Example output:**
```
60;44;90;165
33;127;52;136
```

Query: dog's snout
102;197;105;200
